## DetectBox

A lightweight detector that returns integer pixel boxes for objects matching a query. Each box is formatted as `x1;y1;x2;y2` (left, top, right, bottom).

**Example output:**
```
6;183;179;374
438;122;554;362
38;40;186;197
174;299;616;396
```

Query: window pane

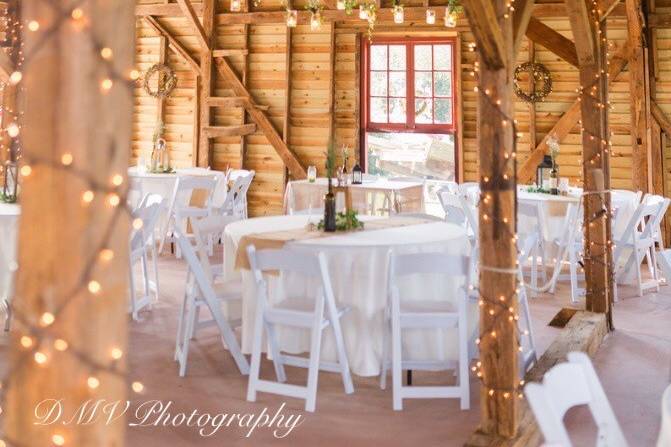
389;72;406;97
371;71;388;96
435;99;452;124
434;45;452;70
371;45;387;70
389;45;406;70
389;98;406;123
434;71;452;97
371;97;388;122
415;71;432;97
414;45;432;70
415;98;433;123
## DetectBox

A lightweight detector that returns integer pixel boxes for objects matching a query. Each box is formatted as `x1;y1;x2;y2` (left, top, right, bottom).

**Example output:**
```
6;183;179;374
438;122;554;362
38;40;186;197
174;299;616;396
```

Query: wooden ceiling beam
175;0;210;51
525;17;579;68
213;57;307;179
517;42;630;183
203;124;257;138
599;0;621;21
651;100;671;138
513;0;536;54
462;0;507;68
143;16;201;74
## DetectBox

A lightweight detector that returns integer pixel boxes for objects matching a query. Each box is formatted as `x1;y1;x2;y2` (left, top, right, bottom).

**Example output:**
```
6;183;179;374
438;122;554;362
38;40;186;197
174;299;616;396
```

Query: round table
0;203;20;303
223;214;475;377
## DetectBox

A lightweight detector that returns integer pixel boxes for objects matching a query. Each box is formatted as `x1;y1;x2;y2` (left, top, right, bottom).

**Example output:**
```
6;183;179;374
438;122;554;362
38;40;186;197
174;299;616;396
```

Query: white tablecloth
0;203;20;303
283;178;425;215
223;214;475;376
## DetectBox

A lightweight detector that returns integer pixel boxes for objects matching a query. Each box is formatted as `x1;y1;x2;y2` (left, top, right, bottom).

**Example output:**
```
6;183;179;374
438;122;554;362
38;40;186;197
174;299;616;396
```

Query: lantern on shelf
426;9;436;24
444;9;457;27
310;10;322;30
2;160;18;202
359;4;369;19
536;154;553;189
393;3;404;23
231;0;242;11
337;0;346;10
286;9;298;27
352;162;363;185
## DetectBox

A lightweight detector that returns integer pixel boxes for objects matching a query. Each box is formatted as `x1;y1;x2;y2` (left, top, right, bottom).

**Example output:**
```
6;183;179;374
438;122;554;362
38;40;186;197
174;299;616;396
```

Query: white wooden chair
525;351;627;447
246;245;354;412
379;252;470;411
549;202;585;304
227;169;255;219
161;175;218;258
173;227;250;375
613;200;663;298
643;194;671;283
517;233;539;373
129;200;163;320
518;201;547;296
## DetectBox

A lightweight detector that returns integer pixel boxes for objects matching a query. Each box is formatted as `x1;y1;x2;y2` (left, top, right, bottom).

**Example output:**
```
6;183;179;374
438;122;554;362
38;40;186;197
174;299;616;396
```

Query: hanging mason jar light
536;154;553;189
426;9;436;24
310;10;322;30
392;1;404;24
444;8;457;27
2;160;18;202
231;0;242;12
337;0;346;10
359;4;369;20
286;9;298;27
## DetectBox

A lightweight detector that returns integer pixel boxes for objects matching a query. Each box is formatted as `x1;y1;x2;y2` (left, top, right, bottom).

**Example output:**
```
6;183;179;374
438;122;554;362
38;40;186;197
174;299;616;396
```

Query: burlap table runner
234;216;436;270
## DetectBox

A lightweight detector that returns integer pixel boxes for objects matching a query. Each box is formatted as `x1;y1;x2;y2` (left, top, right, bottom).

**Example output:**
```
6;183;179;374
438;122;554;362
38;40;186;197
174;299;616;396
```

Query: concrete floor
125;254;670;446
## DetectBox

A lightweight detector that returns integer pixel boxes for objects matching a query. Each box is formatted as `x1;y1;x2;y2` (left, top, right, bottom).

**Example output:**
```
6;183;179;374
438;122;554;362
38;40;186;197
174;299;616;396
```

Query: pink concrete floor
124;255;670;446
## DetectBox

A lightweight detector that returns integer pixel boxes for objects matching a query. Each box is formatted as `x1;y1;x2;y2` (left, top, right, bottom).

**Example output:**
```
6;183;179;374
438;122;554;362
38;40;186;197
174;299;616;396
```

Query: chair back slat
246;246;322;279
390;252;469;278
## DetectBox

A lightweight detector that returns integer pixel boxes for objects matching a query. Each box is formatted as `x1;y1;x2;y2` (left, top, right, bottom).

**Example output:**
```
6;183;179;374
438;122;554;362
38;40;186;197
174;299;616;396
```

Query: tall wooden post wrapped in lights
463;0;519;439
5;2;135;446
565;0;614;324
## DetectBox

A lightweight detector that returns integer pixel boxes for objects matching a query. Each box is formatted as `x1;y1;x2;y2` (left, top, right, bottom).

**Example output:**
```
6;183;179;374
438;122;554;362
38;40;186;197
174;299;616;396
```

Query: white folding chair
225;170;255;219
642;194;671;284
174;217;246;376
525;351;627;447
136;193;165;302
161;175;218;258
613;200;662;298
518;201;547;296
517;233;539;373
548;202;585;304
173;227;250;375
246;245;354;412
129;200;163;320
379;252;470;411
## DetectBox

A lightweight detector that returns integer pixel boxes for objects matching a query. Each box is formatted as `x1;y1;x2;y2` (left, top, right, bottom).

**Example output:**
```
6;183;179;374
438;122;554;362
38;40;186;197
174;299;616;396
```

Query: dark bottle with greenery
550;165;559;195
324;143;337;232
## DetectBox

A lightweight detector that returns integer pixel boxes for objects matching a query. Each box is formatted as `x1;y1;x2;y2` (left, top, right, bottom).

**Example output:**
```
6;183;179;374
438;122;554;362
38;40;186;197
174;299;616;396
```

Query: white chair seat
213;280;243;300
400;299;456;314
267;297;350;329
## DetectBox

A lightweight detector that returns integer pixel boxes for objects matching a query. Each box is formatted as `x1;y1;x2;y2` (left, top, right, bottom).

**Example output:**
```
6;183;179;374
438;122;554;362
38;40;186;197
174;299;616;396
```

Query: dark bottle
324;177;337;232
550;167;559;195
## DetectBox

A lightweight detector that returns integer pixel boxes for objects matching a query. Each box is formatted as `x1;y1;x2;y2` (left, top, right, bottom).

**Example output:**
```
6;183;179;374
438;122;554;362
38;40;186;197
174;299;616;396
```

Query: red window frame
361;37;458;134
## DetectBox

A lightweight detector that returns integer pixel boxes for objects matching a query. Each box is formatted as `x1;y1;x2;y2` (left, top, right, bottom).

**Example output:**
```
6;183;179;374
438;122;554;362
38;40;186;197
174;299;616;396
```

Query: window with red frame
364;39;456;132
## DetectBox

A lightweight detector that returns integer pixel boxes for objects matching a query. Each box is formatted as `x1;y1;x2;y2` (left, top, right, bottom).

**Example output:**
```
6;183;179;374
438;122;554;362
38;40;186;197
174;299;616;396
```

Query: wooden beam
328;22;336;145
462;0;507;69
528;41;537;150
652;100;671;137
203;124;257;138
156;33;168;129
196;0;216;167
626;0;652;193
525;17;579;68
239;4;250;171
474;0;518;438
6;1;133;444
466;311;608;447
513;0;535;54
206;96;270;111
0;0;19;166
283;25;292;185
565;0;597;64
143;16;201;74
566;0;613;319
517;42;630;183
212;48;249;57
600;0;622;21
214;56;307;178
175;0;210;51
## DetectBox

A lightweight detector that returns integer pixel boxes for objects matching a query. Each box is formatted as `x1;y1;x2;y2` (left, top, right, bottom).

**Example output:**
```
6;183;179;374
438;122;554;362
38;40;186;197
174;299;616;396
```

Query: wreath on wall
513;62;552;103
142;63;177;99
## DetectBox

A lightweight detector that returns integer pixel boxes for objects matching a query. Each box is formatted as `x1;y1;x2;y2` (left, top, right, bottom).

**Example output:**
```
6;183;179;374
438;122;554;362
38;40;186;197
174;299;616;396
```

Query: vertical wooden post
626;0;652;193
565;0;613;321
5;1;134;445
239;0;250;170
465;0;519;438
1;0;20;166
283;24;293;185
328;22;337;147
528;41;537;150
197;0;215;167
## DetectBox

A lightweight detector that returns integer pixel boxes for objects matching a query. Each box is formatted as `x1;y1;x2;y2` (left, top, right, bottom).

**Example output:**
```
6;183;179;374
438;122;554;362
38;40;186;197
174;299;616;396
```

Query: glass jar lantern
352;162;362;185
3;160;18;202
536;154;553;189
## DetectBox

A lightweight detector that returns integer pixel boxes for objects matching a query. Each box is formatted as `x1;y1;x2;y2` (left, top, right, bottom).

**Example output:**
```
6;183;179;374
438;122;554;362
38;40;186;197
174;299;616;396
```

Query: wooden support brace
175;0;210;51
203;124;257;138
214;56;307;179
462;0;507;69
525;17;579;68
143;16;201;74
512;0;535;54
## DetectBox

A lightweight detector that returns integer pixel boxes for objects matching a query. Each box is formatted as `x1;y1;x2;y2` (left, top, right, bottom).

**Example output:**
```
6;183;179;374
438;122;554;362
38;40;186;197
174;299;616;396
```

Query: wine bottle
324;177;337;232
550;167;559;195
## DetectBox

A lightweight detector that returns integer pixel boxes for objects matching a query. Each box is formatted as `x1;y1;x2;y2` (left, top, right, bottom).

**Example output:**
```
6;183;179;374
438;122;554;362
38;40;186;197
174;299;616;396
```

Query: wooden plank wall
132;1;638;216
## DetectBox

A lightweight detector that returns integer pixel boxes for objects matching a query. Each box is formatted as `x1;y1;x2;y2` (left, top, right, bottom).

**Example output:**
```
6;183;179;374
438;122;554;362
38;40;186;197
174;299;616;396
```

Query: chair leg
391;313;403;411
178;300;197;377
174;291;189;361
246;301;266;403
458;316;470;410
328;312;354;394
151;243;160;301
380;319;390;390
264;320;287;383
568;246;579;304
636;249;644;297
304;317;324;412
129;260;138;321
